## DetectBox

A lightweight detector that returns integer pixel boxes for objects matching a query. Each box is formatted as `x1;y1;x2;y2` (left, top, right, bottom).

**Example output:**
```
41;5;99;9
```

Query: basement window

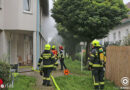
23;0;31;12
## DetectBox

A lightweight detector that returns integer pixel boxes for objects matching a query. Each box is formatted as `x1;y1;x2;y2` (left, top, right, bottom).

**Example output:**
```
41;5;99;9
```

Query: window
0;0;2;9
126;29;129;36
118;31;121;40
23;0;31;11
113;33;116;42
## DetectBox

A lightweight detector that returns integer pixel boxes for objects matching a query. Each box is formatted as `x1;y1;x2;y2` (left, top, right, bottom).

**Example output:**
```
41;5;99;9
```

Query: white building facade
100;3;130;46
100;21;130;45
0;0;49;70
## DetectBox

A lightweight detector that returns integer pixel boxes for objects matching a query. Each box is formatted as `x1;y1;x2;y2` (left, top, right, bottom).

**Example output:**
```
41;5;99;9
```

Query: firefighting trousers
54;60;58;66
92;67;104;90
60;60;67;70
42;68;53;85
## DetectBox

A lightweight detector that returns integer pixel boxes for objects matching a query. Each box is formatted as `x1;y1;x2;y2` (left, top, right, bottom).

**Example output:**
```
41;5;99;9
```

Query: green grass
54;58;119;90
8;75;36;90
65;58;89;75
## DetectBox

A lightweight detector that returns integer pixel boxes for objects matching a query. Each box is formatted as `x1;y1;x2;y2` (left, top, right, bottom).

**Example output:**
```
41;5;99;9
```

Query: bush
0;61;11;84
123;34;130;46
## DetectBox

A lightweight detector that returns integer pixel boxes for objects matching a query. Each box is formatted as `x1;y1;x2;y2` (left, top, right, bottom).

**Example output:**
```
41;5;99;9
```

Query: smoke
41;0;58;43
123;0;130;4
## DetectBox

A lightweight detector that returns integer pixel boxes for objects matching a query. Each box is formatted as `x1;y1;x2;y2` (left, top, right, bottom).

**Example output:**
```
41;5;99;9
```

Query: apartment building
100;3;130;45
0;0;48;70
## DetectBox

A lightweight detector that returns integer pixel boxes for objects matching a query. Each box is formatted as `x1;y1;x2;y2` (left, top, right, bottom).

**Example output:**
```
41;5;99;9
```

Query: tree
57;23;81;60
52;0;128;62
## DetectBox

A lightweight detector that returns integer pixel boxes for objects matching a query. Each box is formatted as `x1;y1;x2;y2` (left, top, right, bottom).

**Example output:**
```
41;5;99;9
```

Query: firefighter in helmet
88;40;105;90
37;44;55;86
59;46;67;70
51;45;59;70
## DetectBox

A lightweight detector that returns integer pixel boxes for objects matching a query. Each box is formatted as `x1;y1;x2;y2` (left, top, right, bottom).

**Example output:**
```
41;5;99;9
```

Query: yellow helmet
91;40;101;47
45;44;51;50
52;45;56;49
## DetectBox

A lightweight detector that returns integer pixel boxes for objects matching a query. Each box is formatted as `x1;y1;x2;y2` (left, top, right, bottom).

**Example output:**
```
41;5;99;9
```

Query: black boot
47;80;52;86
100;85;104;90
94;85;100;90
42;80;46;85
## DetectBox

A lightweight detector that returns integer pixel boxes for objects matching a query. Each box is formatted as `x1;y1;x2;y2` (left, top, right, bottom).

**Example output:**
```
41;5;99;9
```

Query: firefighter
59;46;67;70
51;45;59;70
37;44;55;86
88;40;105;90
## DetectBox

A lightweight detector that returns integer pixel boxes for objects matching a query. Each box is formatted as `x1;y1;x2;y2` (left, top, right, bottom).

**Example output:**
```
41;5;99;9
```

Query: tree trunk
70;46;76;61
85;41;91;65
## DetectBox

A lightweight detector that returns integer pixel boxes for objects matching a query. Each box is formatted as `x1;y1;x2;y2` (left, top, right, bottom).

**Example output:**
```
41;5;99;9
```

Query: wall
17;34;24;65
0;0;37;31
4;0;19;30
0;31;10;63
0;31;3;58
18;0;37;31
10;33;18;64
0;0;4;29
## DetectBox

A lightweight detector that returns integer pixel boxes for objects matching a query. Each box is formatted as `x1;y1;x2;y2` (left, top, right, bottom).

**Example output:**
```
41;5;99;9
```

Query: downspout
36;0;40;69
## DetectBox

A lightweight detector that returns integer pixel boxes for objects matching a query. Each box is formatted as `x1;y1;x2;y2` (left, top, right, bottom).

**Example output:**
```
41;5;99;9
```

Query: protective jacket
59;50;67;70
38;50;55;68
89;47;105;68
51;49;58;60
59;50;64;60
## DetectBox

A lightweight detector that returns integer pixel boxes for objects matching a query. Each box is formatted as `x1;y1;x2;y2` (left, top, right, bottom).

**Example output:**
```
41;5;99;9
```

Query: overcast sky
123;0;130;4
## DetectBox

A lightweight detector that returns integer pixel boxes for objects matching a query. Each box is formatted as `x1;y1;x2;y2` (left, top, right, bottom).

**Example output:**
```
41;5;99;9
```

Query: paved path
19;66;64;90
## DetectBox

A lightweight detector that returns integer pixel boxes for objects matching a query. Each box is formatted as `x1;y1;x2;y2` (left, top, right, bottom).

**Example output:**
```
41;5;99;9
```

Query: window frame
23;0;32;14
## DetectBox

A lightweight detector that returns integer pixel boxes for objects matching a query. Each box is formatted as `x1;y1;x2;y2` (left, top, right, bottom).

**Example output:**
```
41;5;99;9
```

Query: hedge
0;61;11;85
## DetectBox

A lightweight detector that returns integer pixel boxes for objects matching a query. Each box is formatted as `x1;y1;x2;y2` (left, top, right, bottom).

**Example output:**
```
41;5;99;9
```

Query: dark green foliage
0;61;11;84
52;0;128;62
52;0;128;41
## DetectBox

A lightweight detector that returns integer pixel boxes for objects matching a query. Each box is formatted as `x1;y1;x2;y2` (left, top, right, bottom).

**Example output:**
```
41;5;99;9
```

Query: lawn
8;75;36;90
55;58;119;90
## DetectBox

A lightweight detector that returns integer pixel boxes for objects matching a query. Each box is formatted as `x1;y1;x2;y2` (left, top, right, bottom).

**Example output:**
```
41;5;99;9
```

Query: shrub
123;34;130;46
0;61;11;85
